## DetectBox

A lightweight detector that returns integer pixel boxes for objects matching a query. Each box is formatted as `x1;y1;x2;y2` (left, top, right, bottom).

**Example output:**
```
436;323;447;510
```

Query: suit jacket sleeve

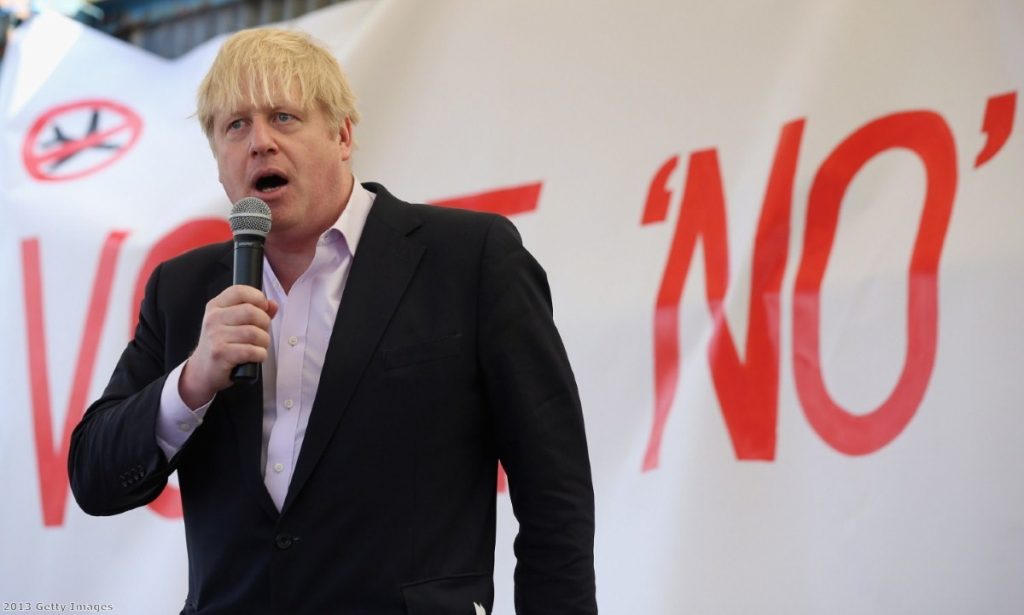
68;261;181;516
478;216;598;614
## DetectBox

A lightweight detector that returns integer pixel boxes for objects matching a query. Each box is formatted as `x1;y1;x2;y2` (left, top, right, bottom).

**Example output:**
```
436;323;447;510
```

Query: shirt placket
264;275;312;510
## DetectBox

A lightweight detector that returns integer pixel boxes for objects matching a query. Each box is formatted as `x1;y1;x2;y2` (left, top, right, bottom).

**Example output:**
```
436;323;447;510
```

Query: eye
275;112;296;123
226;118;245;133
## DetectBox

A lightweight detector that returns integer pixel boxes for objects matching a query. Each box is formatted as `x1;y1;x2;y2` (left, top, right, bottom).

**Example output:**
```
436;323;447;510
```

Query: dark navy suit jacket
69;184;597;614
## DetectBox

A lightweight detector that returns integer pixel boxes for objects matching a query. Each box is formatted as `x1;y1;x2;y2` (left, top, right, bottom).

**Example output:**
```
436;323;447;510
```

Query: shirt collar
322;178;375;256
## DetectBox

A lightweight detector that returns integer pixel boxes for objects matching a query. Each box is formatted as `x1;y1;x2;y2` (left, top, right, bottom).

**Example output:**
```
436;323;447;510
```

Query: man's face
211;89;353;245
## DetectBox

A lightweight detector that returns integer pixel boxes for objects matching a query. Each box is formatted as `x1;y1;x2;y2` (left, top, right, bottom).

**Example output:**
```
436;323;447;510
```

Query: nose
248;117;277;157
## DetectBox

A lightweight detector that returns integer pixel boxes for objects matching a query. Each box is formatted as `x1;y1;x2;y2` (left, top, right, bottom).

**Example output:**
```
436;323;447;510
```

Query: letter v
21;231;129;527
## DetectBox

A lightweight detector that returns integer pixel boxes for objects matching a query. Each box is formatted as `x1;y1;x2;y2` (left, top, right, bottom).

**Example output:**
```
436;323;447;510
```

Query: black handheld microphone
228;197;272;384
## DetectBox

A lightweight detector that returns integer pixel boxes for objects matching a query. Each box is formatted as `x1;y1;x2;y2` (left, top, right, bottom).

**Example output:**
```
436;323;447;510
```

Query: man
68;28;596;615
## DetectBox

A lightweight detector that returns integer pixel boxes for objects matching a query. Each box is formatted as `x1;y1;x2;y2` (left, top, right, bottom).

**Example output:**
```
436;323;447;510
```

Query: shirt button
273;463;284;473
178;422;191;432
288;335;299;346
284;399;294;410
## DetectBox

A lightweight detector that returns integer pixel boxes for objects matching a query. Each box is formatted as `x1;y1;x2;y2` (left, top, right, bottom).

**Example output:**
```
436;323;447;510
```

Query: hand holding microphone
178;198;274;409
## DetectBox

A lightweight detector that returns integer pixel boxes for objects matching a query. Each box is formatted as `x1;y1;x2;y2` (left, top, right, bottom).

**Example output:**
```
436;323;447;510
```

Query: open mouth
254;173;289;194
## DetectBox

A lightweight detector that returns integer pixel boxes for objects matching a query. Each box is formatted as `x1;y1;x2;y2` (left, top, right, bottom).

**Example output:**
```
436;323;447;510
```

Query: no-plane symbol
22;99;143;182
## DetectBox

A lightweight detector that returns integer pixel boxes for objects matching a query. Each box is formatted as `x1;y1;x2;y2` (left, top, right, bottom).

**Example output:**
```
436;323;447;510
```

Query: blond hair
196;28;360;139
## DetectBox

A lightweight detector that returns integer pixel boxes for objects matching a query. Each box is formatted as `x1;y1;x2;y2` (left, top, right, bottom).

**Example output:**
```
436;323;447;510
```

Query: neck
264;240;317;294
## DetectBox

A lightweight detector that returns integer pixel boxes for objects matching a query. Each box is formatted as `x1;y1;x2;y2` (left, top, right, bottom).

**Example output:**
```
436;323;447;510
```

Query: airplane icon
22;98;143;182
39;108;121;170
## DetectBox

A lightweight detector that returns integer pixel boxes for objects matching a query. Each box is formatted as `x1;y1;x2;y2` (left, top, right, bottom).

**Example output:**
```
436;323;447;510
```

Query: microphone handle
231;235;265;384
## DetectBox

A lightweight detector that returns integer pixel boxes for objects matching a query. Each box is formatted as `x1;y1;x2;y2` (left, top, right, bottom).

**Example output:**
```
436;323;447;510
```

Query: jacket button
275;534;293;550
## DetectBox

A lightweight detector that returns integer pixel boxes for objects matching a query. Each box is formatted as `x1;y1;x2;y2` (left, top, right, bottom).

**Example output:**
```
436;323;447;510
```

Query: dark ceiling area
2;0;349;61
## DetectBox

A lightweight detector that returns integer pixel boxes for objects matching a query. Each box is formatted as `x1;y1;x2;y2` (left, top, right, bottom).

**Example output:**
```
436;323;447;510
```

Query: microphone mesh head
229;197;272;237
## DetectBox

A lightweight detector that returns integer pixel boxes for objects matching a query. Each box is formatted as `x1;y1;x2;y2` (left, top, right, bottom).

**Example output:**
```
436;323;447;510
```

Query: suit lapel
281;185;424;514
212;247;279;520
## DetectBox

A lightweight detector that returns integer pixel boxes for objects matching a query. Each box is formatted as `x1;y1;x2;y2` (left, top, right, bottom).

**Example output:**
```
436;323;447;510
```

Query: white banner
2;1;1023;613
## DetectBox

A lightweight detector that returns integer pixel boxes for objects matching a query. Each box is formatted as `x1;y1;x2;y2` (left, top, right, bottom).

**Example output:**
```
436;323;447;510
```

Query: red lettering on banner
793;111;956;455
131;219;232;518
975;92;1016;168
431;182;542;216
643;120;805;469
640;156;679;225
22;232;129;527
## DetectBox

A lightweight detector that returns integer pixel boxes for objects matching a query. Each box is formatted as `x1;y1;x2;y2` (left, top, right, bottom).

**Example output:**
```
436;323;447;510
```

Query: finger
266;299;279;320
223;324;271;349
210;341;269;368
209;285;270;310
202;331;266;364
226;342;270;365
212;303;273;329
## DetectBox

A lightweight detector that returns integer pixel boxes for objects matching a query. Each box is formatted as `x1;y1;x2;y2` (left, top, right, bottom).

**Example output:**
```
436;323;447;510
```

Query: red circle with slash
22;99;143;182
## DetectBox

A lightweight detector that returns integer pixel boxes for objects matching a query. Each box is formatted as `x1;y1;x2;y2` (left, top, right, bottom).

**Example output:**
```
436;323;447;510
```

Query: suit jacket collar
282;182;424;514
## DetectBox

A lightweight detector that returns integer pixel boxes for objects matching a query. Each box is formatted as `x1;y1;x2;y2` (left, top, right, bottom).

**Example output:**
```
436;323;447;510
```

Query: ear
338;116;354;161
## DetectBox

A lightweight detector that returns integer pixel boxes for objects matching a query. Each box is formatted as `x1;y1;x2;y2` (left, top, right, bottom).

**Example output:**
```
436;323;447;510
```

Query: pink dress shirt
156;182;375;510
